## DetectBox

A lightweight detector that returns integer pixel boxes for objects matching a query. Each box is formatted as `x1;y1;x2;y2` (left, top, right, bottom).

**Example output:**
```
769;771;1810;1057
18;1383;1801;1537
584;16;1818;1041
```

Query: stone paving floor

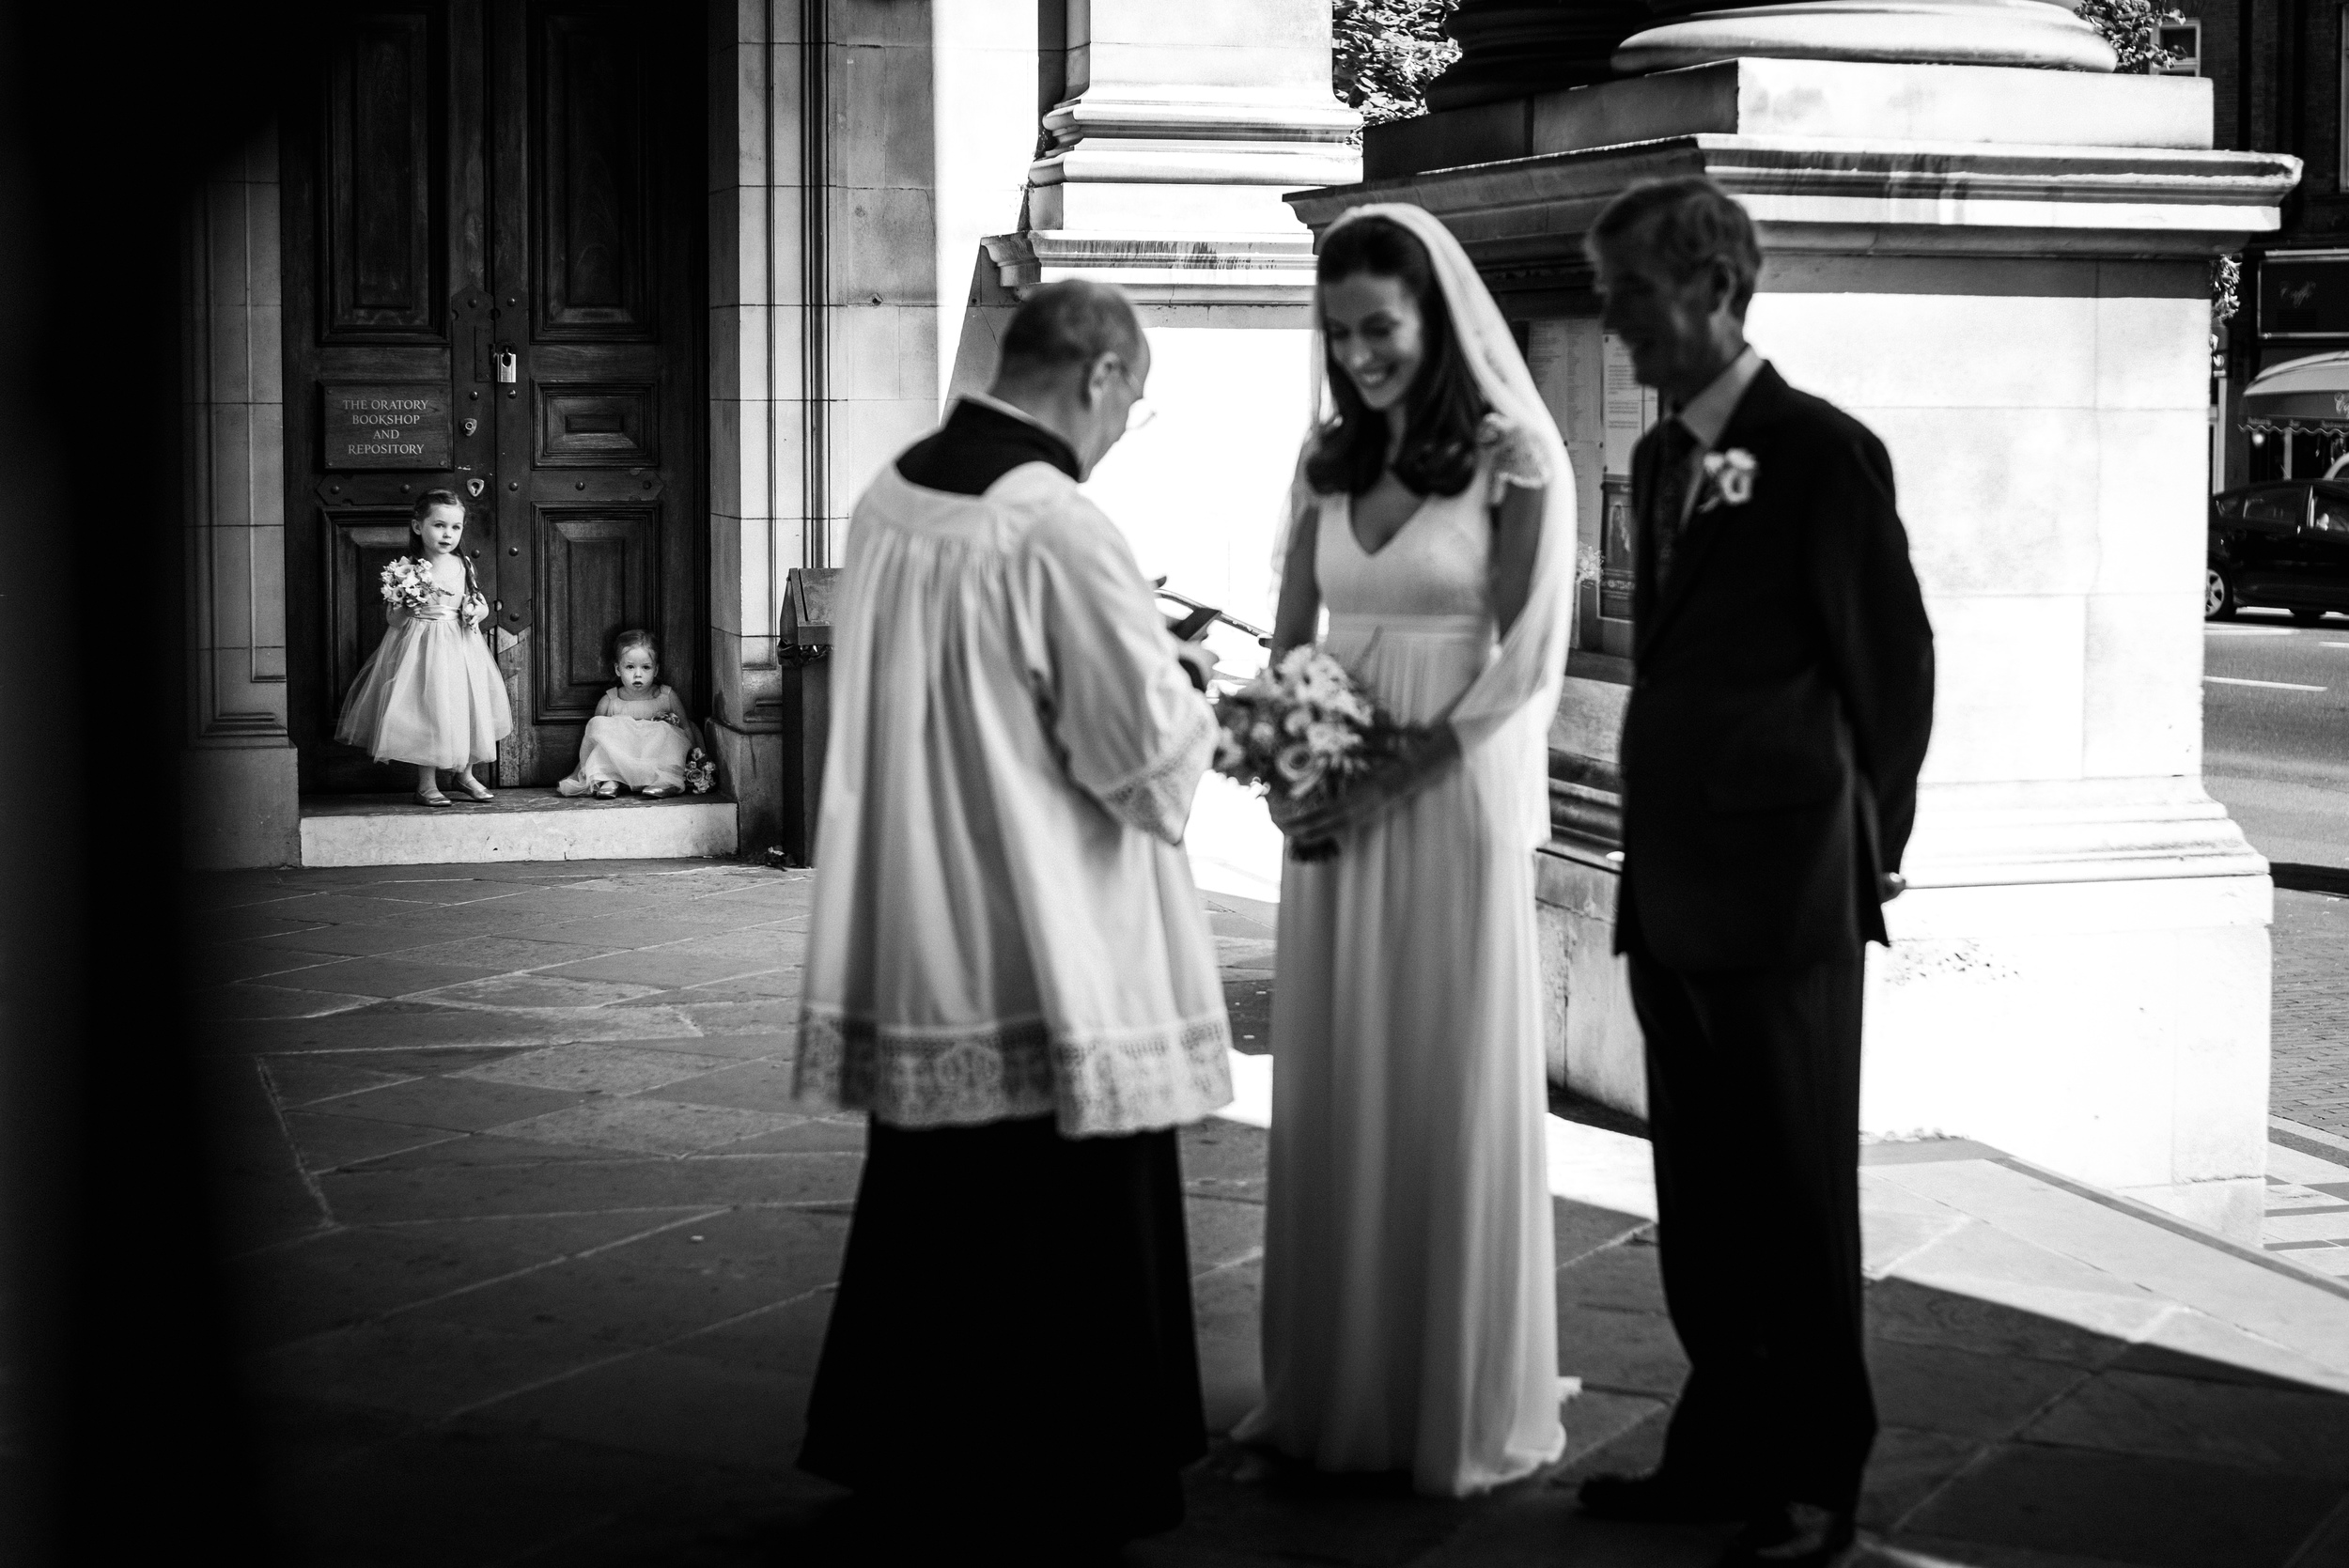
2272;883;2349;1142
196;861;2349;1567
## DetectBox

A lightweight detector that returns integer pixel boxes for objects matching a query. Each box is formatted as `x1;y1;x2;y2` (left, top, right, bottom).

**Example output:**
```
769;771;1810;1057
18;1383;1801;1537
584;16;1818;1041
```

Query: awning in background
2243;350;2349;429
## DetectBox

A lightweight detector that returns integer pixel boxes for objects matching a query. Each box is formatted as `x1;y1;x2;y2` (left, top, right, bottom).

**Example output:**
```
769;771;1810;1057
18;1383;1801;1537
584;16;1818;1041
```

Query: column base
708;719;786;862
182;745;301;869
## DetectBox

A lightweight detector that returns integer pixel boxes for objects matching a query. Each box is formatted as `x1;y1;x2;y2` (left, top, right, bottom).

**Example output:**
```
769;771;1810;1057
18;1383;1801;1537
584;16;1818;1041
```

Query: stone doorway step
298;790;738;867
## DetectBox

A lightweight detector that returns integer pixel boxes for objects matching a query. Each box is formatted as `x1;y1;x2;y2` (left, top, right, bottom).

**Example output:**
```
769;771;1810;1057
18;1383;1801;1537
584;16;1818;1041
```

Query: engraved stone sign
323;384;451;469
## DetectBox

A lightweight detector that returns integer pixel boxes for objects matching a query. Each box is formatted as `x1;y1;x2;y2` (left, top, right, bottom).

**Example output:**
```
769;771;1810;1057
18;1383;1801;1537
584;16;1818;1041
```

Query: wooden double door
286;0;704;789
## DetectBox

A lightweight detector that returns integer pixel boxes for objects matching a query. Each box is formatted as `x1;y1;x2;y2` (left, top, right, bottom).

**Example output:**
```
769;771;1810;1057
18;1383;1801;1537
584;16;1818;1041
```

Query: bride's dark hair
1304;215;1488;500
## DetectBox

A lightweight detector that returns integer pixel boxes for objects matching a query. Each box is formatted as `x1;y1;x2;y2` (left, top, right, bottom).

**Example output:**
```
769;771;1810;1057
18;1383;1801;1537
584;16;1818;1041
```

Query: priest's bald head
989;279;1151;480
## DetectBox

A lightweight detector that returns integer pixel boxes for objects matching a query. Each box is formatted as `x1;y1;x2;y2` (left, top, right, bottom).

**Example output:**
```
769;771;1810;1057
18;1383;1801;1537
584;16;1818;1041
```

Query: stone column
182;124;299;869
1299;15;2301;1238
708;2;972;853
978;0;1360;629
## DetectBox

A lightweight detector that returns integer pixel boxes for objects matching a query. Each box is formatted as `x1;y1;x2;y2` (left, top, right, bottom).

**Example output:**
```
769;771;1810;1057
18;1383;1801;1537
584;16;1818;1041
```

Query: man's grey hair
1585;177;1763;316
996;278;1144;380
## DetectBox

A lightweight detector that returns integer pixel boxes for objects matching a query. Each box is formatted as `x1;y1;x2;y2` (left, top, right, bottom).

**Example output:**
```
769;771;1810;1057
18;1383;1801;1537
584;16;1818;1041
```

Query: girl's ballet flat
456;785;495;802
638;785;679;799
414;790;453;808
592;782;620;799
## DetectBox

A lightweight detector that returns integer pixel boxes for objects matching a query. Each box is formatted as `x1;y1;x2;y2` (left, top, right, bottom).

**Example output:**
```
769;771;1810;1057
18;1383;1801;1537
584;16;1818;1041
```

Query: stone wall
182;124;299;869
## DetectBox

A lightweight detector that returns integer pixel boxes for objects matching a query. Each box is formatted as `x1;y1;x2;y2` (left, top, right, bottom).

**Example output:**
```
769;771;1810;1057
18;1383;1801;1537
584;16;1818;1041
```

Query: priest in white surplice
794;280;1231;1553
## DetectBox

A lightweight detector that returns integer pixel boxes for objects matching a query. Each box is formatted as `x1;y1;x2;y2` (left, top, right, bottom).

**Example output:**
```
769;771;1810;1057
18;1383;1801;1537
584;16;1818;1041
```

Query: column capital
1027;0;1361;236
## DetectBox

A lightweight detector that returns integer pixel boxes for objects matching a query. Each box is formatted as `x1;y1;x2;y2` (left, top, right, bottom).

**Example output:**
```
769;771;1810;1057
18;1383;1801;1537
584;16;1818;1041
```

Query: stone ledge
1300;134;2300;268
1368;56;2215;180
984;229;1316;303
299;791;739;868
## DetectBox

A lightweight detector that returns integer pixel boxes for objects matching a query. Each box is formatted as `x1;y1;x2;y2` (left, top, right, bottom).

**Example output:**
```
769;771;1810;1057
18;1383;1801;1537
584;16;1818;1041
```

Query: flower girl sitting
334;490;513;807
556;630;711;799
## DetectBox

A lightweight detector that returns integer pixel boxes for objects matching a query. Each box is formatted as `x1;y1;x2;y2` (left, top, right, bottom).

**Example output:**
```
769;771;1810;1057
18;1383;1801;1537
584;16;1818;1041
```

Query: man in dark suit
1573;178;1936;1567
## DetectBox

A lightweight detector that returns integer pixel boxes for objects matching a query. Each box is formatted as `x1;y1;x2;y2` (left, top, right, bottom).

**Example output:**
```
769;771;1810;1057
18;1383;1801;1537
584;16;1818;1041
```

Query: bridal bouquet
1211;647;1405;862
379;557;441;614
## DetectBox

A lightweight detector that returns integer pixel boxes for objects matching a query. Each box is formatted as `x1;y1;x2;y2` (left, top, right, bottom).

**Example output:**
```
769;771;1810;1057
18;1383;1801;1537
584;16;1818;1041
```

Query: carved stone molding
1295;132;2299;271
982;230;1316;304
1613;0;2119;75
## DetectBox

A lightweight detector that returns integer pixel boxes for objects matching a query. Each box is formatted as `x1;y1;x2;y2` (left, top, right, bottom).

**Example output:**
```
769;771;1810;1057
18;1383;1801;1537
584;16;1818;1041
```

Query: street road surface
2203;608;2349;872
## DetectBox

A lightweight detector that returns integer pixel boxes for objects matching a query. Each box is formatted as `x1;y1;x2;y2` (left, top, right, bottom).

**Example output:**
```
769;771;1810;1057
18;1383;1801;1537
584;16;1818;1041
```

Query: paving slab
453;1042;740;1094
637;1058;804;1111
1899;1443;2342;1568
489;1098;806;1157
308;1075;586;1134
314;1148;863;1226
2016;1365;2349;1478
194;861;2349;1567
280;1110;467;1172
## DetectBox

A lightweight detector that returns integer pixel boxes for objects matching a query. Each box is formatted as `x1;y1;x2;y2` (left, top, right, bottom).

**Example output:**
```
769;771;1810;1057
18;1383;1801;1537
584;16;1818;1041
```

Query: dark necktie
1649;417;1700;590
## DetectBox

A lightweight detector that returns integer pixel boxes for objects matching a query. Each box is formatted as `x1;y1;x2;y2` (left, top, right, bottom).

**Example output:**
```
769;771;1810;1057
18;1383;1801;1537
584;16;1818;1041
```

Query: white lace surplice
793;459;1233;1137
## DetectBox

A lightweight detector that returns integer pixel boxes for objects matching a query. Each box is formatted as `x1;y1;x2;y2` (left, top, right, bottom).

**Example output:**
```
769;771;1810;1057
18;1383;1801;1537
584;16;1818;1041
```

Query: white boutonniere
1697;447;1758;512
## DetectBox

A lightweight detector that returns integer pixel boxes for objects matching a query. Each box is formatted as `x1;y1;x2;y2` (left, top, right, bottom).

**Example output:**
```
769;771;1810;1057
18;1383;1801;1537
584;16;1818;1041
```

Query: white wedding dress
1235;442;1567;1496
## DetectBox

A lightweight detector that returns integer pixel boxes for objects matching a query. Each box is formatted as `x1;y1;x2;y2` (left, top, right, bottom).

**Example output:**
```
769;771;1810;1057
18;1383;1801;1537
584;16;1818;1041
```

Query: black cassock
797;397;1207;1542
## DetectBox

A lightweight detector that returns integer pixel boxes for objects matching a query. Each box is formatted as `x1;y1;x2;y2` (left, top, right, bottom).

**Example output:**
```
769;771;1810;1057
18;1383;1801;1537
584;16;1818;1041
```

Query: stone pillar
1299;20;2302;1238
710;2;995;854
182;124;300;869
978;0;1359;628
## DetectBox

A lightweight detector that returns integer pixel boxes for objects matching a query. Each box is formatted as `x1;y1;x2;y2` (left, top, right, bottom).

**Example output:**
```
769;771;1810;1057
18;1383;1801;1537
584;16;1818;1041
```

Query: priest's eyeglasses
1108;355;1158;434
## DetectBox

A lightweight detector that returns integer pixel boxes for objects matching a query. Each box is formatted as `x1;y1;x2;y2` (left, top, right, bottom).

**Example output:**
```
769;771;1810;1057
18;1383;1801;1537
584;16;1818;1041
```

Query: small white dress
1237;448;1566;1497
558;687;693;795
334;579;512;771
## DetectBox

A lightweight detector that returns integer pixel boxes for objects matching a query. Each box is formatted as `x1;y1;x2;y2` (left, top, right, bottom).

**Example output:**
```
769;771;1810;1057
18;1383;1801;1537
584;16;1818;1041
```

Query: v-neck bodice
1312;459;1499;723
1316;468;1495;626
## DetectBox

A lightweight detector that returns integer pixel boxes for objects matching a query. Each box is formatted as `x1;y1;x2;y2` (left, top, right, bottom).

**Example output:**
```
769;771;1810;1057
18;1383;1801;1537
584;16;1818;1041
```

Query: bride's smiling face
1321;272;1424;413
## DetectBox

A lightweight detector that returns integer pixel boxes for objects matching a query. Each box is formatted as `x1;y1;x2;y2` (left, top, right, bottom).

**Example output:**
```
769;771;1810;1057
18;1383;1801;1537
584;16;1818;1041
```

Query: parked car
2207;479;2349;621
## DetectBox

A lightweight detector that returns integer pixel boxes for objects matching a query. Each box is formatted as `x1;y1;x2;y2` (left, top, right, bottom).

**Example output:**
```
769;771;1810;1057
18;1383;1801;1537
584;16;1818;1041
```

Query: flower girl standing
334;490;514;806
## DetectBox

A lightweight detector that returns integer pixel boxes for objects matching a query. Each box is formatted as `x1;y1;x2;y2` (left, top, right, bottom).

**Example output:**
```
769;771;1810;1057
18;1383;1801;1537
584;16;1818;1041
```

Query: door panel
492;0;701;782
537;11;653;339
538;509;658;720
288;0;701;791
331;515;422;699
323;13;441;340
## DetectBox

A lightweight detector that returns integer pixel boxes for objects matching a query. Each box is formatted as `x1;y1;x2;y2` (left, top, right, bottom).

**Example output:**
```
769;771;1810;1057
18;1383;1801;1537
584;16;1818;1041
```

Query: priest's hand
1174;641;1219;692
1269;723;1462;846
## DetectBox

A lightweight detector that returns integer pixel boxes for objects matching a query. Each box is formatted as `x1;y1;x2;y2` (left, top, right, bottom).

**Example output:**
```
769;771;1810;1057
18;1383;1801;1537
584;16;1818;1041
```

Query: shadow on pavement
180;863;2349;1567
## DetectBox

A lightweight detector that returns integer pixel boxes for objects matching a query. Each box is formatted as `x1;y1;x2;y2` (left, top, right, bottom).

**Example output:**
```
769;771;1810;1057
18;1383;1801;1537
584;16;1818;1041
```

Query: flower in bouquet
683;748;717;795
1210;646;1405;860
379;556;440;614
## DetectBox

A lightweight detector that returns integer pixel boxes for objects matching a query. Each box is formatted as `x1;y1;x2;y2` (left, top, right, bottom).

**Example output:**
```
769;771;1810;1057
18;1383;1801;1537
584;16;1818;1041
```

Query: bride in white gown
1234;204;1579;1497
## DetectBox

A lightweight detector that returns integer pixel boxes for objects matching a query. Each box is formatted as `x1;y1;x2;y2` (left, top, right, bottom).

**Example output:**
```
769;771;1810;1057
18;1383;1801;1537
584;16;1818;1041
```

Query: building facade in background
2181;0;2349;483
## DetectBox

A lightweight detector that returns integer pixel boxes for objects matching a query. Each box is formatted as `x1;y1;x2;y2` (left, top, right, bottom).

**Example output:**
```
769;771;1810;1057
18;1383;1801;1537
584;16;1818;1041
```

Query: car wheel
2206;566;2237;621
2292;607;2326;624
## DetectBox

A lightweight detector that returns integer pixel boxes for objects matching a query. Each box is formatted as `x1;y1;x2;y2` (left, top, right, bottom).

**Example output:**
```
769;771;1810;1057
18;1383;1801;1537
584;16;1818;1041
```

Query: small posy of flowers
380;556;441;613
1698;447;1758;512
1211;646;1403;862
683;748;717;795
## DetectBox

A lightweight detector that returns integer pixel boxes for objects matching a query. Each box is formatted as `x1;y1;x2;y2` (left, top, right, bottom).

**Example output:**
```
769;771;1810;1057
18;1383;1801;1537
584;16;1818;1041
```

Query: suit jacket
1614;363;1935;970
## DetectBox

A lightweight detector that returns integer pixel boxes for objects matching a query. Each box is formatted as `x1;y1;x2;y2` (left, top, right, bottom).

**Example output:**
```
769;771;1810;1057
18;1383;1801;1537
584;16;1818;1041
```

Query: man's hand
1270;724;1461;845
1174;641;1219;692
